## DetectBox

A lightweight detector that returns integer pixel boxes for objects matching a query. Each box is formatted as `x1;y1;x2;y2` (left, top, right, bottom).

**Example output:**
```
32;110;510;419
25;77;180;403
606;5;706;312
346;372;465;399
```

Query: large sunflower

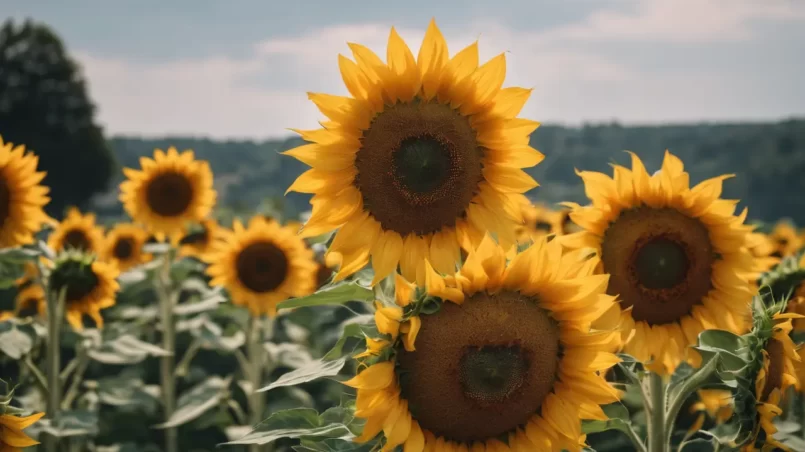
345;235;622;451
47;207;105;255
562;151;756;375
178;218;221;259
285;20;543;285
0;411;44;451
49;251;120;330
203;217;318;316
742;313;800;451
0;136;53;248
120;147;216;241
101;223;152;272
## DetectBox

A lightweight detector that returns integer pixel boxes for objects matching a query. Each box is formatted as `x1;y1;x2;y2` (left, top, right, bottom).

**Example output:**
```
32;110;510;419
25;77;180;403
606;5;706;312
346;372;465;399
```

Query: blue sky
6;0;805;139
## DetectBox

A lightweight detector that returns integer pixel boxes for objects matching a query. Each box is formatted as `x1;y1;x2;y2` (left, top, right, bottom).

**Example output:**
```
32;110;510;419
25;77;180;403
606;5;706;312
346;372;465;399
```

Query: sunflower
742;313;800;451
178;218;221;259
203;217;318;316
0;311;11;322
15;283;45;318
0;411;44;451
782;254;805;333
688;389;734;434
49;251;120;330
515;201;577;246
746;231;780;278
47;207;105;255
100;223;152;272
120;147;216;241
562;151;756;376
769;221;802;258
285;20;543;286
0;136;53;248
345;235;622;451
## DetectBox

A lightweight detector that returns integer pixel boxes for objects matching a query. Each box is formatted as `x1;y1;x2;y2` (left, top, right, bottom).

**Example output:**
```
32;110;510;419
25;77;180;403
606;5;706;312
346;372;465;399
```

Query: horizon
6;0;805;140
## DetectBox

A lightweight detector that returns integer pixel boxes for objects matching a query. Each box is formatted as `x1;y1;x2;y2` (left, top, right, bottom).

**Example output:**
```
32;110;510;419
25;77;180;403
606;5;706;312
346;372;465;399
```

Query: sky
6;0;805;139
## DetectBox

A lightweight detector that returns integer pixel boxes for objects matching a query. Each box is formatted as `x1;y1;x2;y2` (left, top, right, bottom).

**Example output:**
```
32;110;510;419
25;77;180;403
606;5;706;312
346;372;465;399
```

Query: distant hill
90;118;805;227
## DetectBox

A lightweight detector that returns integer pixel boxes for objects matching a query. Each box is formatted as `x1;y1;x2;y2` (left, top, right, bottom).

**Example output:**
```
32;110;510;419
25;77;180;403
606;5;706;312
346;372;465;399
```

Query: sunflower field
3;19;805;452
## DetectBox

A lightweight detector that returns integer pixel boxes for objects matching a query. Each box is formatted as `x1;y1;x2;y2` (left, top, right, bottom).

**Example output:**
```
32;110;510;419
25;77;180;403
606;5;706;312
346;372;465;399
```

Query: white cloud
74;0;805;139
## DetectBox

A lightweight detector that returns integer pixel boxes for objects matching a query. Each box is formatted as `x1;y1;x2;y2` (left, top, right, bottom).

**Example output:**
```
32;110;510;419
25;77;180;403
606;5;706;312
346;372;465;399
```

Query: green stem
648;373;667;452
22;354;48;394
247;315;267;452
800;391;805;441
156;254;178;452
45;288;66;452
60;351;89;410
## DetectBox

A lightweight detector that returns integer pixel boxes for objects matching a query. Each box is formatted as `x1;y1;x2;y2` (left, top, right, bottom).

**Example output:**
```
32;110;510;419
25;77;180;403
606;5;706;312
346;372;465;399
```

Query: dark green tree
0;19;115;216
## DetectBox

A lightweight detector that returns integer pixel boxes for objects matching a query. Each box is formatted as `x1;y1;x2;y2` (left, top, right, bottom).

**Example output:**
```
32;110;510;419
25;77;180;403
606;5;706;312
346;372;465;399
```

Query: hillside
90;118;805;226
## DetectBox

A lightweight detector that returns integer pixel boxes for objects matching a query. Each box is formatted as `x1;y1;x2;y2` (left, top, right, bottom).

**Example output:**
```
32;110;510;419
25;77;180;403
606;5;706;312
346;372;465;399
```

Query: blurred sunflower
346;236;621;451
742;313;800;451
178;218;221;259
0;311;11;322
49;251;120;330
120;147;216;242
15;283;45;318
784;254;805;333
285;19;542;285
102;223;152;272
688;389;733;434
563;151;755;375
203;217;318;316
746;231;780;279
769;221;802;258
0;136;53;248
47;207;105;254
0;411;44;450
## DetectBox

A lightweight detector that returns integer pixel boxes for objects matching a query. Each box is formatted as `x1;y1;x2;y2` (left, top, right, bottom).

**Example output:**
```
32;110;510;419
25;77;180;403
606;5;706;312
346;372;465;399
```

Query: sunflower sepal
0;379;24;415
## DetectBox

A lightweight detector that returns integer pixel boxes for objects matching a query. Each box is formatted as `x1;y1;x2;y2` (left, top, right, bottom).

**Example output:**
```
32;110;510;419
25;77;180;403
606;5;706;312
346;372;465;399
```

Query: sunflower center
235;241;289;293
633;237;689;289
460;345;529;404
113;238;135;260
49;260;99;304
0;176;10;226
146;172;194;217
397;290;559;443
761;338;785;400
601;207;714;326
354;101;483;236
63;230;91;251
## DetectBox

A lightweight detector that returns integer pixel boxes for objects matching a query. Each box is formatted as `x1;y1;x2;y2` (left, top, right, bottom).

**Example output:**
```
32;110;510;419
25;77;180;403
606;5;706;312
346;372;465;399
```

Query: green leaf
87;334;170;365
323;320;372;361
0;246;41;263
193;318;246;351
96;376;160;413
223;407;351;446
264;342;314;369
33;409;99;438
154;376;231;429
0;320;35;359
582;416;633;435
258;357;347;393
173;292;226;315
294;438;375;452
277;282;375;311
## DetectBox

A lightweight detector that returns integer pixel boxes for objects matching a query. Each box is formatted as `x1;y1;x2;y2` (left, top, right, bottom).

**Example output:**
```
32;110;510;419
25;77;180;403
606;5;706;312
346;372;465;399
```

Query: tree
0;19;115;216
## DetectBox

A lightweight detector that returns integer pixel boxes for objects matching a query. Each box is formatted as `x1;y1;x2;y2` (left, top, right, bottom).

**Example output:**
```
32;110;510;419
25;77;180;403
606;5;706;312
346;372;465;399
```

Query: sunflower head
345;235;622;451
49;250;120;330
285;20;543;286
769;221;802;258
119;147;216;242
15;283;46;318
0;411;44;450
0;136;54;248
203;217;318;316
47;207;105;255
688;389;734;434
101;223;152;272
178;218;221;259
563;151;756;376
515;202;569;246
736;306;800;451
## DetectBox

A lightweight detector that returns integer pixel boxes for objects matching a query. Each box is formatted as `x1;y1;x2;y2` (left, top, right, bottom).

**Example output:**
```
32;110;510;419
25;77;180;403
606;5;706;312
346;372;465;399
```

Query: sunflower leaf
154;376;231;429
277;282;375;311
258;357;347;393
222;407;352;446
0;320;36;360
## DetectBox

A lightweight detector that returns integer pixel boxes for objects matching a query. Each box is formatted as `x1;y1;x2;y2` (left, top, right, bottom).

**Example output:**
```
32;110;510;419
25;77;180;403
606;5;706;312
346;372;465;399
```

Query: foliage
0;19;116;215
